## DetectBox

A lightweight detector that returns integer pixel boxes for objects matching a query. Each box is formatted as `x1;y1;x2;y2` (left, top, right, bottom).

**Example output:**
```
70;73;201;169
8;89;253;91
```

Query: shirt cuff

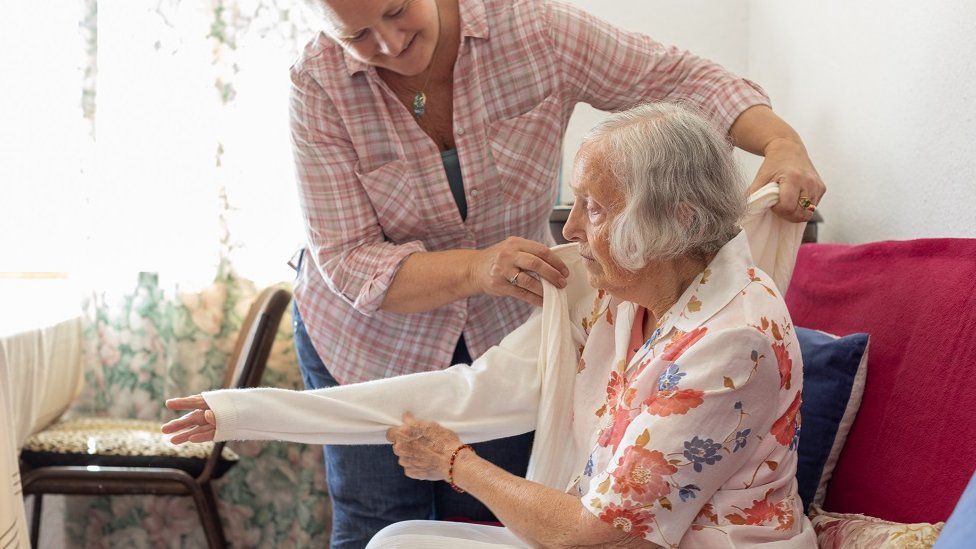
345;240;428;316
202;389;241;442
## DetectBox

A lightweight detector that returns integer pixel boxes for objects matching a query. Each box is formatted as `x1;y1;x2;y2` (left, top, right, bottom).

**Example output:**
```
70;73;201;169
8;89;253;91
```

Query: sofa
784;237;976;535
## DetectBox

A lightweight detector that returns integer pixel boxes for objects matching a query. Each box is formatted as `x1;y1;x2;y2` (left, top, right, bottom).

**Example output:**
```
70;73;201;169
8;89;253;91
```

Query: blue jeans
292;302;534;549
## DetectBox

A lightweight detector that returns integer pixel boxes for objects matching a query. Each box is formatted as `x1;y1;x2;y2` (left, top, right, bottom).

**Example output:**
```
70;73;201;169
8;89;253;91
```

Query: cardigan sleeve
202;307;545;445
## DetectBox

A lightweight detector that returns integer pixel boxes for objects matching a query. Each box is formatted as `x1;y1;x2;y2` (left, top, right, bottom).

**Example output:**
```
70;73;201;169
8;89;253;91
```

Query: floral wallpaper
55;269;330;547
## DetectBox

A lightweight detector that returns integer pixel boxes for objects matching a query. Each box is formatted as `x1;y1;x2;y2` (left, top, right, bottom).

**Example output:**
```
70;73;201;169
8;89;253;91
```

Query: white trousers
366;520;528;548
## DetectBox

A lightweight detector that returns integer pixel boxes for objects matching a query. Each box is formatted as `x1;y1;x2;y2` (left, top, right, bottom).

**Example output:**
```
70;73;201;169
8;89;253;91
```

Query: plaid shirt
290;0;769;384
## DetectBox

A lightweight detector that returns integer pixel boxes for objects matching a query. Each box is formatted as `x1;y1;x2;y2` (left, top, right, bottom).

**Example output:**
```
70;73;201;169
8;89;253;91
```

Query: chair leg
189;482;227;549
202;482;228;548
30;494;42;548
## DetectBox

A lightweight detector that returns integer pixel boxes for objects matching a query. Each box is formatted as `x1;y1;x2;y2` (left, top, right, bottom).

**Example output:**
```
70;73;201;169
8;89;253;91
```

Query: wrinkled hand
386;413;462;481
470;236;569;308
748;138;826;222
161;395;216;444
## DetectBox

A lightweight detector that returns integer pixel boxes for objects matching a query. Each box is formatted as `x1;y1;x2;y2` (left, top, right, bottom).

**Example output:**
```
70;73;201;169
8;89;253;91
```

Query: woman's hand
161;395;217;444
748;137;826;222
469;237;569;308
386;413;463;481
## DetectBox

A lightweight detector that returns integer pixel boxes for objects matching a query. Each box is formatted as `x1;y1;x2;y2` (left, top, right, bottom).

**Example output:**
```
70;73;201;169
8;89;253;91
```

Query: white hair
581;102;746;270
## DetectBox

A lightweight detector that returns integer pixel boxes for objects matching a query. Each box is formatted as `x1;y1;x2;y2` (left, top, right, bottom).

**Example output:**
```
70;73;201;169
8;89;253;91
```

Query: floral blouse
571;232;815;548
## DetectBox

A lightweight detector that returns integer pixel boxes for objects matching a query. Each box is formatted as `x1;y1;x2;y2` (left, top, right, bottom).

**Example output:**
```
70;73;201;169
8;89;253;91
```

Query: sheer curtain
1;0;309;287
2;1;333;546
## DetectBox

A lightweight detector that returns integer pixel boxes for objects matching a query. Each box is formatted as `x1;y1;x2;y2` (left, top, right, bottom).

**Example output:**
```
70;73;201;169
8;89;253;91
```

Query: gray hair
581;102;745;270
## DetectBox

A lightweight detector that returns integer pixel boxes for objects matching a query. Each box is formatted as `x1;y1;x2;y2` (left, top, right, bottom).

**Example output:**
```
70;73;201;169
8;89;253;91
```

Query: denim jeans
292;301;534;549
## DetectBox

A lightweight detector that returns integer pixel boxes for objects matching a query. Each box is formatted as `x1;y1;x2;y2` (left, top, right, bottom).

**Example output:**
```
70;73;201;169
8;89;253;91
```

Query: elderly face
318;0;440;76
563;145;635;295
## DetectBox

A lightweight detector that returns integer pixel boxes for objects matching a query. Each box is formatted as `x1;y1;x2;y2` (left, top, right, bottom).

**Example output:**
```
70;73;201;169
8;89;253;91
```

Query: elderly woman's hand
748;137;826;222
386;413;463;481
161;395;217;444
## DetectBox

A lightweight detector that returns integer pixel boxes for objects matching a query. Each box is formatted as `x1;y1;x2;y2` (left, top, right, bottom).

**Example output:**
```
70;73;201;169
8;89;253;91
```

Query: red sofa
785;238;976;524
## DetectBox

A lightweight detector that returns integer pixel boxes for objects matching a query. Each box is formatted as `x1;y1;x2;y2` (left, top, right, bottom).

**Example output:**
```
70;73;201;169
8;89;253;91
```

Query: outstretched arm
163;308;545;446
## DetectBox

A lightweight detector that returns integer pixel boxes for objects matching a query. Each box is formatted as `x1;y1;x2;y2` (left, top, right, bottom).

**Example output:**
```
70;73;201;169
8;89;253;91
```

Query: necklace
412;2;442;118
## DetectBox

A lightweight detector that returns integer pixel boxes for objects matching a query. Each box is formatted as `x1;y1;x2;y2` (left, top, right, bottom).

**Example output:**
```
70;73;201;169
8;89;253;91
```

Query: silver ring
508;271;522;286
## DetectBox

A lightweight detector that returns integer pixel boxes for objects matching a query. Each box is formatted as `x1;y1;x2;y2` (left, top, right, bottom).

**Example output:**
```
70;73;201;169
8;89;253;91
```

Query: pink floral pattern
809;505;943;548
574;232;813;547
643;388;705;417
598;503;655;538
611;445;677;502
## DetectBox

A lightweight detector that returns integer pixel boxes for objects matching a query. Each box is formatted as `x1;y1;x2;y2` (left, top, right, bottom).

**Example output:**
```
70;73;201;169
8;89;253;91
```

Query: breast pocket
487;94;564;205
355;159;425;243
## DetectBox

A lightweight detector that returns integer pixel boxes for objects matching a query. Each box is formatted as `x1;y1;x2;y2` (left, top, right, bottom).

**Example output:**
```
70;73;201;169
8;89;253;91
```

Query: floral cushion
20;417;239;479
809;505;944;548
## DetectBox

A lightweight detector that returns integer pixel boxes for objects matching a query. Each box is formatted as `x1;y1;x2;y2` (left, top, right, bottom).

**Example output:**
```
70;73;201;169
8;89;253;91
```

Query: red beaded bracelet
448;444;474;493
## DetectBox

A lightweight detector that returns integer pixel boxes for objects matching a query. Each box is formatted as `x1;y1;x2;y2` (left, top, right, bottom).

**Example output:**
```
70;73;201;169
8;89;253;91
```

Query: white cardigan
202;184;802;491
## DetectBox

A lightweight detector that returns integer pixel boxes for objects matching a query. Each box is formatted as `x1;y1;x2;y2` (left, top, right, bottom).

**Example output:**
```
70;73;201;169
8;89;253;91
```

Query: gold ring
798;196;816;212
508;271;522;286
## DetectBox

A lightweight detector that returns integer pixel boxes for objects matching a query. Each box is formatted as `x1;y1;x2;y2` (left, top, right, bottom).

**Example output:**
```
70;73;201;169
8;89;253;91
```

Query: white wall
747;1;976;242
559;0;750;204
561;1;976;243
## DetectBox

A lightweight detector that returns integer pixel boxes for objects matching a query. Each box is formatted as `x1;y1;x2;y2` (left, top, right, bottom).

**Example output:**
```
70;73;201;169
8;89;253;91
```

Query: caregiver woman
289;0;824;546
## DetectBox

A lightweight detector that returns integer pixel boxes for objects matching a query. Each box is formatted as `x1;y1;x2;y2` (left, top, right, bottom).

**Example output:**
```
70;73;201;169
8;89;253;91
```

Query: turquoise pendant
412;92;427;118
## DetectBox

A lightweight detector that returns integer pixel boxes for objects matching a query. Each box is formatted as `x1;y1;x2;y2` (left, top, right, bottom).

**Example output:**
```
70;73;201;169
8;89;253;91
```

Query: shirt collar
342;0;489;76
651;230;756;341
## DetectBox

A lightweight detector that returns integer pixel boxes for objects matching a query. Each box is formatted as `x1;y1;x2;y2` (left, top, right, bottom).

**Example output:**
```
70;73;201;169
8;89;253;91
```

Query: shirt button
456;312;465;320
456;126;464;135
470;188;479;197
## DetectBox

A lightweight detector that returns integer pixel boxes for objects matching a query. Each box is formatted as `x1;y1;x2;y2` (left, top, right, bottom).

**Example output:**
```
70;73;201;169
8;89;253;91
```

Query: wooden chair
19;286;291;549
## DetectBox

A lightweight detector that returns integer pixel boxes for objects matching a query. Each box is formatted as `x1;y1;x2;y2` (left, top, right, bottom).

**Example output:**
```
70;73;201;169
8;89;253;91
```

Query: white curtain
0;0;314;290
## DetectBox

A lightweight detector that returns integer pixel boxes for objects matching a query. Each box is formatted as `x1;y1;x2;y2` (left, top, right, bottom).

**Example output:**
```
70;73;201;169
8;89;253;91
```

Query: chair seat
20;417;239;479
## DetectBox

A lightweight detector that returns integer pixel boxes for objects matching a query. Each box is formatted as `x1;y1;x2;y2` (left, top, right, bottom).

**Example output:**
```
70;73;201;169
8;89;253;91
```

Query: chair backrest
199;285;290;482
222;286;292;390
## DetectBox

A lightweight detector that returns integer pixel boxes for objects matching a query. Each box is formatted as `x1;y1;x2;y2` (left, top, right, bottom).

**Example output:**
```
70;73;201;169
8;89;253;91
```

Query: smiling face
319;0;440;76
562;145;636;296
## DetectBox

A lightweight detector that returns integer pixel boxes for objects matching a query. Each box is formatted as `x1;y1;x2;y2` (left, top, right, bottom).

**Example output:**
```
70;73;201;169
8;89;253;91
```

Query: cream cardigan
202;184;802;491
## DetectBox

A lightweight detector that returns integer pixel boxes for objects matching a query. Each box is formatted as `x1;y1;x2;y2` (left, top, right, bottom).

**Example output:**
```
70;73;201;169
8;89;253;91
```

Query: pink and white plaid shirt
290;0;769;385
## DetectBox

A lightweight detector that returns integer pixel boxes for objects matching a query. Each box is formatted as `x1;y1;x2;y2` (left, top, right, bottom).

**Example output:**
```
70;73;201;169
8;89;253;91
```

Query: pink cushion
785;238;976;524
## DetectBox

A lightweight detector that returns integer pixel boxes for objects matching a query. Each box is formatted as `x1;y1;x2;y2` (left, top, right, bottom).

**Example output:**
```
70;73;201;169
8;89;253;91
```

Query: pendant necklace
412;3;442;118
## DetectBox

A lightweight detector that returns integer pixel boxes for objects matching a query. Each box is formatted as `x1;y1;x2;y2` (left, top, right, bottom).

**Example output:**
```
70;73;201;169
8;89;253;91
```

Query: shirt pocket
355;159;426;243
487;94;563;205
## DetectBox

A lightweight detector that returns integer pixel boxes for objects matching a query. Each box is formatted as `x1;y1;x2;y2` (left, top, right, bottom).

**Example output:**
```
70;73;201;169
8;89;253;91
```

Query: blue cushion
933;467;976;548
795;327;869;512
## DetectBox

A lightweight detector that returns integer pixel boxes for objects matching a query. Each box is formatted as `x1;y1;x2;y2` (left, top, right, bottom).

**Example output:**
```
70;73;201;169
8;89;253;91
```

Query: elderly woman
165;103;816;547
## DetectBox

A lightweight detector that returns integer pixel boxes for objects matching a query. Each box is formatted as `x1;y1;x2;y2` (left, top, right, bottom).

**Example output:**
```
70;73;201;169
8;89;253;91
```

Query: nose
374;23;407;57
562;201;585;243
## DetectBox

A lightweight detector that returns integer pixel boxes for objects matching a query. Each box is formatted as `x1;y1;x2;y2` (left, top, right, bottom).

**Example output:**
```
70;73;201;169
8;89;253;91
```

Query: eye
585;199;603;221
344;28;370;43
385;2;408;18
